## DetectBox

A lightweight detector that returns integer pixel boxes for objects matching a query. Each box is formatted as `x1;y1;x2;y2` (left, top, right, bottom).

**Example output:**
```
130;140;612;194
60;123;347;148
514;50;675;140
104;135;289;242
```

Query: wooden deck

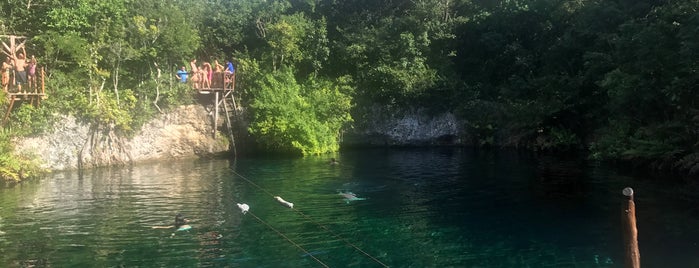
3;67;47;124
2;92;47;124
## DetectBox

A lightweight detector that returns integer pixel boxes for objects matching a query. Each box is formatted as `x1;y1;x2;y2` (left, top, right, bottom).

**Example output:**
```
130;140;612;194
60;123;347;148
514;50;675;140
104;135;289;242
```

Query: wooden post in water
622;187;640;268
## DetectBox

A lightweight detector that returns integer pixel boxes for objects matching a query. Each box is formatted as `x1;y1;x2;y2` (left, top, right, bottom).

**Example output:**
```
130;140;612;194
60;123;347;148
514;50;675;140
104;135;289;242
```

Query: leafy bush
6;104;52;136
0;128;45;182
248;69;353;155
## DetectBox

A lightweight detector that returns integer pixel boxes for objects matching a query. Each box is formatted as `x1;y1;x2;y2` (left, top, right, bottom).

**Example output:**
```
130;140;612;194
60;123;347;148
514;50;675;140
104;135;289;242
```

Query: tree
246;67;353;155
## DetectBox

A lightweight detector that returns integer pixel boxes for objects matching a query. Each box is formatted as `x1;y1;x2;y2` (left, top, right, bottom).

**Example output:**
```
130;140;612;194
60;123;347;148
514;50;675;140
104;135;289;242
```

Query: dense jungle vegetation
0;0;697;180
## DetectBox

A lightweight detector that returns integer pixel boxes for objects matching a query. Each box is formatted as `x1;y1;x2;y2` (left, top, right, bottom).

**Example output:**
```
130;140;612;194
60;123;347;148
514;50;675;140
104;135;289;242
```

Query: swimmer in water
329;158;339;165
152;213;191;230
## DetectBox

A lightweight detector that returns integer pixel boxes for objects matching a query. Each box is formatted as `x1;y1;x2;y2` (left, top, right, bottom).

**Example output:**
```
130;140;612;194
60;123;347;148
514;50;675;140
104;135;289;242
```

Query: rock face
15;105;229;171
15;104;462;170
344;107;464;146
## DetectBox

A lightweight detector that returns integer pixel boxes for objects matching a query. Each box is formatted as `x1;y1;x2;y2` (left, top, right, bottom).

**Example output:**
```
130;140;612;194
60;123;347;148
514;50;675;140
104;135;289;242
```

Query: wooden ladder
215;89;238;157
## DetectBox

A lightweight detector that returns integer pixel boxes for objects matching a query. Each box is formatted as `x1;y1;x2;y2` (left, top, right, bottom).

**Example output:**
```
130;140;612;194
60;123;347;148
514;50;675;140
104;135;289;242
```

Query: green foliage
265;13;308;68
159;82;196;109
248;69;353;155
534;127;581;151
0;0;696;177
39;71;91;115
329;5;442;105
364;32;437;103
87;90;138;133
6;104;52;136
0;129;45;182
589;0;699;173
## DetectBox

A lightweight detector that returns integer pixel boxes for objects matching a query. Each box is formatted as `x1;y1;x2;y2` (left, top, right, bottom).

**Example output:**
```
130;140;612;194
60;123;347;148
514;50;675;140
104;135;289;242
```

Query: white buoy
274;196;294;209
237;203;250;214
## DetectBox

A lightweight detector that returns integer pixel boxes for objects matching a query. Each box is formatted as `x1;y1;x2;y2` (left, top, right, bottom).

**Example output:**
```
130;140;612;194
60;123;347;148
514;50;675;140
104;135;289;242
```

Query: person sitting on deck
176;66;188;83
1;57;11;92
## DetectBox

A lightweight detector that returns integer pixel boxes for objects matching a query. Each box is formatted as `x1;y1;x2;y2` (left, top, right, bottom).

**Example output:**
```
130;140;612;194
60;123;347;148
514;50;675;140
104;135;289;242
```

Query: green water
1;148;698;267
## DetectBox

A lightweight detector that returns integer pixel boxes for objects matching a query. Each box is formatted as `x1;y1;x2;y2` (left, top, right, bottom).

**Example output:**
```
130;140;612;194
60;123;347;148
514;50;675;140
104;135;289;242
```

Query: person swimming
329;158;339;165
339;191;366;204
152;213;191;231
175;213;191;230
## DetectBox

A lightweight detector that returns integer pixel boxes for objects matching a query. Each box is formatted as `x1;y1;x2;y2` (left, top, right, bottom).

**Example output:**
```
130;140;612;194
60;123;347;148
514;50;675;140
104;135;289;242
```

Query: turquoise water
1;148;698;267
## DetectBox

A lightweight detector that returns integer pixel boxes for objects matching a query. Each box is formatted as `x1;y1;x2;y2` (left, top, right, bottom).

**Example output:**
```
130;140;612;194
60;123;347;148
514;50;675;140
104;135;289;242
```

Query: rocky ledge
344;106;464;146
15;105;229;171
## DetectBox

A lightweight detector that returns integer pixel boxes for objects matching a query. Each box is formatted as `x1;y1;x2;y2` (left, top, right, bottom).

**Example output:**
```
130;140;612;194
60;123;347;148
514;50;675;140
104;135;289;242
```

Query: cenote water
1;148;698;267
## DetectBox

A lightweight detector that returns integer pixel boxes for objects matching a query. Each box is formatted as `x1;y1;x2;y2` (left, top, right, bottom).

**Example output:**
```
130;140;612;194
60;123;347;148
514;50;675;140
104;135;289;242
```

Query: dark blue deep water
1;148;698;267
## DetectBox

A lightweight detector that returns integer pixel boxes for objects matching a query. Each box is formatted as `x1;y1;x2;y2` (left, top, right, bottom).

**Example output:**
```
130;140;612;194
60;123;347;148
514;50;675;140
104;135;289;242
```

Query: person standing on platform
225;61;235;74
225;61;235;89
176;66;188;83
214;60;224;73
189;59;200;89
1;57;11;92
27;55;37;92
12;51;28;93
202;62;212;88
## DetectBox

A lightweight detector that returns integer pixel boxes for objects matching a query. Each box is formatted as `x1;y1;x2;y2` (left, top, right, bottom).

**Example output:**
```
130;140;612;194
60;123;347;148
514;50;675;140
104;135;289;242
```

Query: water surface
1;148;698;267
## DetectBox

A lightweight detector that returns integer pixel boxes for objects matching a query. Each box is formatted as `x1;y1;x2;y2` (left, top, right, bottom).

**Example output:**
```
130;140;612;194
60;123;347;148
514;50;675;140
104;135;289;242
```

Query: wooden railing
3;67;47;124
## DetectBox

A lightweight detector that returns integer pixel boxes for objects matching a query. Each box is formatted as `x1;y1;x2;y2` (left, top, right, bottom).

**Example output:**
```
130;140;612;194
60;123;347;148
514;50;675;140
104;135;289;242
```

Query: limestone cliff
344;106;465;146
15;105;229;171
15;104;463;171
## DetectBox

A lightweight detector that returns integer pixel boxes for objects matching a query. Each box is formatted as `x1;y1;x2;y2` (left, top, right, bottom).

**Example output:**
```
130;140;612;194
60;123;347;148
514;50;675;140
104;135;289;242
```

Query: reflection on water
1;148;699;267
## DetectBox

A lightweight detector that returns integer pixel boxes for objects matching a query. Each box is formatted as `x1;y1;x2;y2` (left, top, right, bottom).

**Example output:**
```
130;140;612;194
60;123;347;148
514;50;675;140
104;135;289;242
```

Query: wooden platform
192;72;239;156
2;91;47;124
2;67;47;125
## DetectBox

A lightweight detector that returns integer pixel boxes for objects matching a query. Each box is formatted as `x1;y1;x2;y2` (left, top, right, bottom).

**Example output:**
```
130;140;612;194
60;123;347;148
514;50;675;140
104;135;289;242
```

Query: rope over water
246;211;330;268
230;169;390;268
231;196;326;266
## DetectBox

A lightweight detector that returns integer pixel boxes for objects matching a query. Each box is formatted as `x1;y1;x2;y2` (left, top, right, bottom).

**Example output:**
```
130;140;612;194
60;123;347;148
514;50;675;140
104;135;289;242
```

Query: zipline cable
245;210;330;268
229;169;390;268
158;164;329;267
224;175;329;267
228;198;329;267
290;207;390;268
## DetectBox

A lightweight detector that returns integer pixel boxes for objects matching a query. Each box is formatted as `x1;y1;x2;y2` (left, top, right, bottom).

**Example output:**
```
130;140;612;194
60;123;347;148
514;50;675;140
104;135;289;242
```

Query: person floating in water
339;191;366;204
152;213;192;231
329;158;339;165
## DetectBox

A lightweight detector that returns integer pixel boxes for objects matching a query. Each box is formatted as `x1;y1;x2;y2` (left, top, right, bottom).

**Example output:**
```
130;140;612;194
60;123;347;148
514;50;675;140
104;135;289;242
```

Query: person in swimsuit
27;55;37;92
1;57;11;92
214;60;224;73
202;62;212;88
189;59;200;89
12;51;28;93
